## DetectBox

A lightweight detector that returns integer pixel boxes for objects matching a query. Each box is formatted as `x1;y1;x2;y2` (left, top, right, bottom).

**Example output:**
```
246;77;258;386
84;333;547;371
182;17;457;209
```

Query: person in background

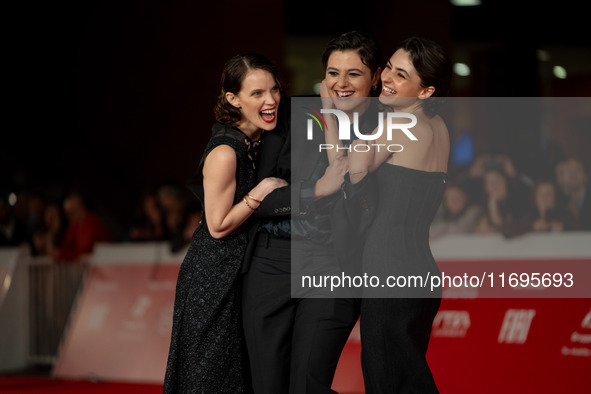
555;157;591;230
157;183;190;252
530;180;568;232
129;189;164;242
55;191;110;262
430;179;481;239
473;168;528;235
33;201;66;256
466;152;532;203
500;179;572;238
25;192;47;255
0;196;27;247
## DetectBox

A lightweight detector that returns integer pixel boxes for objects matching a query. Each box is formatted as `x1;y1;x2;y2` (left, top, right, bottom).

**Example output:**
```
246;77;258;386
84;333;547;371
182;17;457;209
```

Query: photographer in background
555;157;591;230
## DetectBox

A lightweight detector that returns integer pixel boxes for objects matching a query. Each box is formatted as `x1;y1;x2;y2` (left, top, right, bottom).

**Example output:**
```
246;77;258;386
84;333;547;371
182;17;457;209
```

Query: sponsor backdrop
53;244;181;383
332;296;590;393
50;237;590;393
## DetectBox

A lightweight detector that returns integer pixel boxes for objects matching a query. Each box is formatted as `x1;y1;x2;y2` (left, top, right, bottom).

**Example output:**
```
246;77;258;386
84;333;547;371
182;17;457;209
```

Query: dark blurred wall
74;1;286;212
3;0;589;239
5;1;286;237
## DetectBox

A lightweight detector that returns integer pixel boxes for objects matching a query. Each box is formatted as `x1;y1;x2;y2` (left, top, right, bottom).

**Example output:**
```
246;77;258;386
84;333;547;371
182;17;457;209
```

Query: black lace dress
163;123;259;393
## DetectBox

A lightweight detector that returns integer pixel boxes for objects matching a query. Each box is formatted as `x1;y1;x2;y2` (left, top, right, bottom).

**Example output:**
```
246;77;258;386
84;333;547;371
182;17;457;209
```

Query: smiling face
556;159;587;195
444;186;468;215
484;170;508;201
534;182;556;211
325;50;378;114
379;48;434;109
226;68;280;135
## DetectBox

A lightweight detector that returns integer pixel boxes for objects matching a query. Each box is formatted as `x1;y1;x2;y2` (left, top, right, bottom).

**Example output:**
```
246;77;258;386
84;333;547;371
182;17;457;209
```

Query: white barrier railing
0;233;589;373
27;256;86;364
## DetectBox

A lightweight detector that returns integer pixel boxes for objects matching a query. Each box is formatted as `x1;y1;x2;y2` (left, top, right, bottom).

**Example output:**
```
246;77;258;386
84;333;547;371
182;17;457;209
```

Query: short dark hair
396;37;452;115
213;53;282;125
322;31;382;81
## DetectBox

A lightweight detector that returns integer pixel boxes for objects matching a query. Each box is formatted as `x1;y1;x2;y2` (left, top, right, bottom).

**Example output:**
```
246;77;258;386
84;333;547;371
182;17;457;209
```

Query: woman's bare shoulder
203;144;237;171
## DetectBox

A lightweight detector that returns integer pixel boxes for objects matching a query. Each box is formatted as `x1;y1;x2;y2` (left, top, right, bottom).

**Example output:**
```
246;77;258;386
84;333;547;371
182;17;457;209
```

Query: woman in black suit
241;31;383;393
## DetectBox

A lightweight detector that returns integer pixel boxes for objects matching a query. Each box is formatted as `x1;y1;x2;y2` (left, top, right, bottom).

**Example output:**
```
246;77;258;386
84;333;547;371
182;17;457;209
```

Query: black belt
255;231;291;248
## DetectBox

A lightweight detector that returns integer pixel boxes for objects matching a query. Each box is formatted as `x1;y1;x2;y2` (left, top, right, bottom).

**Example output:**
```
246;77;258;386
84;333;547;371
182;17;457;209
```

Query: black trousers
242;233;360;394
360;297;441;394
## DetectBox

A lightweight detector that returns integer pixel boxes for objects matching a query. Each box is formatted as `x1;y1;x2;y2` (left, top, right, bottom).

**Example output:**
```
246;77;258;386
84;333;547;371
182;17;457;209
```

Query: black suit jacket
241;97;379;277
241;98;292;273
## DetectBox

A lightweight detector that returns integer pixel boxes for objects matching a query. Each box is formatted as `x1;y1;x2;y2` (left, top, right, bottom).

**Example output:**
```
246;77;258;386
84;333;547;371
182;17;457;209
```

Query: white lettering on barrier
581;309;591;329
561;346;591;357
570;331;591;344
432;310;471;338
498;309;536;344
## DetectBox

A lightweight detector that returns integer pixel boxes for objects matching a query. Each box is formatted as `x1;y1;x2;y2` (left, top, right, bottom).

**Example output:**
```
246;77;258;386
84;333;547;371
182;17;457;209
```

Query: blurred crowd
1;154;589;259
0;183;201;261
430;155;591;240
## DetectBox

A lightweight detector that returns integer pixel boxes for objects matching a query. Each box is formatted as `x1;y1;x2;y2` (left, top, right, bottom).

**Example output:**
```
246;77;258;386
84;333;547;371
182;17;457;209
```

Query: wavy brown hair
213;53;282;126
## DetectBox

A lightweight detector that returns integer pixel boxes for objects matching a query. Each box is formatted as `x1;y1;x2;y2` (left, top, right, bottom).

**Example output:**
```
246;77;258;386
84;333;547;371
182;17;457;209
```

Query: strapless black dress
360;163;446;394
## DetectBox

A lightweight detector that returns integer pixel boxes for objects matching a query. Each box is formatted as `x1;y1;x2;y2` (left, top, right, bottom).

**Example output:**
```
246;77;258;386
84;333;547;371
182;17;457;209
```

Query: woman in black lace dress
163;53;287;393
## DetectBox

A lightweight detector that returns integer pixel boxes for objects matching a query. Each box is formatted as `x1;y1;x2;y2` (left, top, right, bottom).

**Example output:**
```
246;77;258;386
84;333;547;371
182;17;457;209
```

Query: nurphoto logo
304;107;419;152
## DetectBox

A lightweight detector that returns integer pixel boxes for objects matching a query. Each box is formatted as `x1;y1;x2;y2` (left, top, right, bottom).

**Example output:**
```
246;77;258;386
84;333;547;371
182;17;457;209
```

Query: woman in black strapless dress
324;37;453;393
163;53;287;393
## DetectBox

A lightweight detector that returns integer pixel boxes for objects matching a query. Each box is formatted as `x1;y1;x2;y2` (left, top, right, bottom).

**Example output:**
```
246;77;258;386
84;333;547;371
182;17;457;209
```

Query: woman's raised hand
319;79;333;110
347;139;374;183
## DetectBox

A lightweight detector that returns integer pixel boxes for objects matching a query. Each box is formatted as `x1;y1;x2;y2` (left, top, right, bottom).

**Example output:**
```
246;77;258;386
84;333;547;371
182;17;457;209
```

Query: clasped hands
314;141;373;201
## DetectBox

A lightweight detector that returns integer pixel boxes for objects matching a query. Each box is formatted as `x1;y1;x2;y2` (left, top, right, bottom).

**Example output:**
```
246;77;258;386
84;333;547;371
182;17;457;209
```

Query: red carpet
0;376;163;394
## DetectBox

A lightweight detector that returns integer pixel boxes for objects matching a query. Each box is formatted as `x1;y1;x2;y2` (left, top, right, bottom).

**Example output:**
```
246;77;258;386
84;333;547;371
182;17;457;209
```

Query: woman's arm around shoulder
203;144;287;239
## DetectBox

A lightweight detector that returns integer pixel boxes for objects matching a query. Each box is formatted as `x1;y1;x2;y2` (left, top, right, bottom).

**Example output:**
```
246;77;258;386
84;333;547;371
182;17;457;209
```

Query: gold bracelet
246;193;262;204
243;197;256;210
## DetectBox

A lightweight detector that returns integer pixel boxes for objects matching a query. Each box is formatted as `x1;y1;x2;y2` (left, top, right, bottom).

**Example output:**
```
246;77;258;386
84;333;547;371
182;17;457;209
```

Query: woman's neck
235;122;261;141
393;99;425;115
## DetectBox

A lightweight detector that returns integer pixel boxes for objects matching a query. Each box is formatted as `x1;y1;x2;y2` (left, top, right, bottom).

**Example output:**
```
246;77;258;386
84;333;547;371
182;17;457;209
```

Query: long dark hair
396;37;452;115
214;53;282;125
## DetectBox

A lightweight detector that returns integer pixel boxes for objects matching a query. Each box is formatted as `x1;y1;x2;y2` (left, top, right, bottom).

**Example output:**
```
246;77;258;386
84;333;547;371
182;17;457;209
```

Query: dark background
3;0;590;239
